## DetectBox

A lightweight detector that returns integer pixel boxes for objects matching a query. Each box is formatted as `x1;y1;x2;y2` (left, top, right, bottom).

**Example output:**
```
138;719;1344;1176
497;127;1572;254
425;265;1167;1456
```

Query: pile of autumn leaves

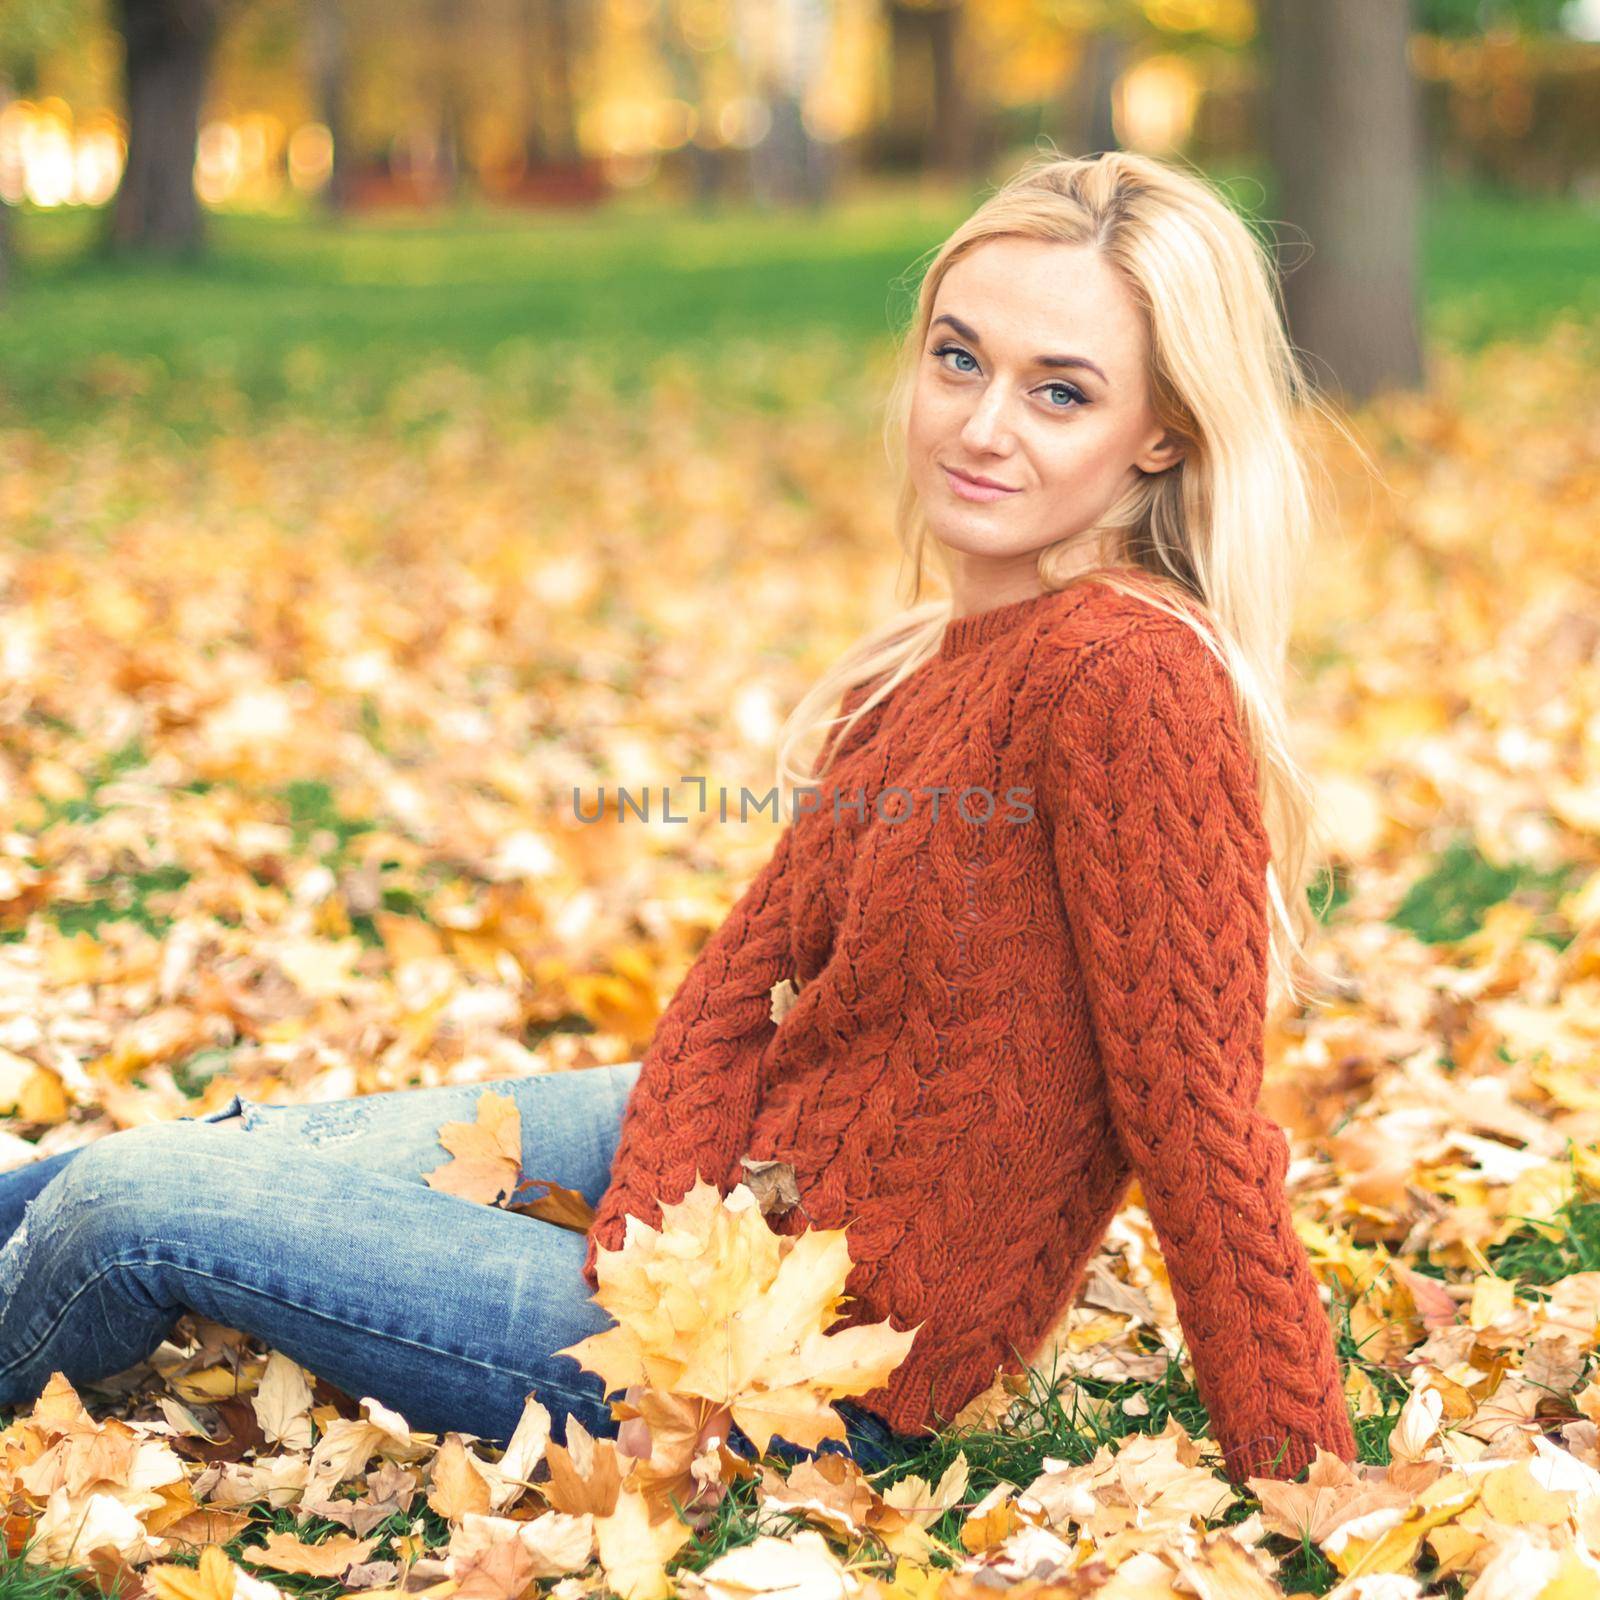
8;1086;1600;1600
1;1118;954;1600
3;324;1600;1598
0;1165;1383;1600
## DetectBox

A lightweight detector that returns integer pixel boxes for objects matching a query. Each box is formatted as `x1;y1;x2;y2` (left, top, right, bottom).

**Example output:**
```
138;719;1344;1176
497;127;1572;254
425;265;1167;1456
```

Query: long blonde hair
775;149;1357;1015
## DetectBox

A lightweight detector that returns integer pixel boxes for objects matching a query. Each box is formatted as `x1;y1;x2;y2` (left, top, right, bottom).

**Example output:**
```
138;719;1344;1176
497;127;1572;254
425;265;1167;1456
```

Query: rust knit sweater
581;574;1357;1483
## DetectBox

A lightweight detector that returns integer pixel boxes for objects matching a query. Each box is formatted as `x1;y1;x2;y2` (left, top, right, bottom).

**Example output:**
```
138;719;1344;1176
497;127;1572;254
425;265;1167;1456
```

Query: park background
2;2;1600;1598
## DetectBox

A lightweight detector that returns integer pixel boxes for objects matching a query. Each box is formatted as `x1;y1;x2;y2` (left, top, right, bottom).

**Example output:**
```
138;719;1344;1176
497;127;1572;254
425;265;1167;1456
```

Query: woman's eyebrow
931;312;1109;385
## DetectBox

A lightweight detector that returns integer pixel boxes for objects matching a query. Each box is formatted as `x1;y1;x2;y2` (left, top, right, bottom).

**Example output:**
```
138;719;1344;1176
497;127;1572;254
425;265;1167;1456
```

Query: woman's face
906;236;1183;590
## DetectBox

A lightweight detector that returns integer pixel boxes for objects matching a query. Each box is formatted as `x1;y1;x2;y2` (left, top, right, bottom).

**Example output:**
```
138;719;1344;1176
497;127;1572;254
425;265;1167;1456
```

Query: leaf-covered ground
1;309;1598;1598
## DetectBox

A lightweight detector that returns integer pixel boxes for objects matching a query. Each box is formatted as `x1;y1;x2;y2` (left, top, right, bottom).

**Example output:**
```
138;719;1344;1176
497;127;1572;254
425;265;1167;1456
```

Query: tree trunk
543;0;580;164
428;0;464;202
0;74;14;300
881;0;971;177
520;0;548;169
304;0;350;214
743;0;836;208
659;0;722;207
1061;29;1130;157
924;0;972;178
105;0;221;258
1260;0;1427;404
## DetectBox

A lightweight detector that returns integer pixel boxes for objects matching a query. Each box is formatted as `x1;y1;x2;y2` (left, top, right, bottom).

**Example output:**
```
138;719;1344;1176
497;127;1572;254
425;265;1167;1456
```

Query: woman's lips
943;466;1020;503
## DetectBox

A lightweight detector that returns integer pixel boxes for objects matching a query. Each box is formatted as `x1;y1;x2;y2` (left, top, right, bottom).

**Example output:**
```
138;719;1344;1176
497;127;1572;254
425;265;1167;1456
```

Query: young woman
0;150;1358;1484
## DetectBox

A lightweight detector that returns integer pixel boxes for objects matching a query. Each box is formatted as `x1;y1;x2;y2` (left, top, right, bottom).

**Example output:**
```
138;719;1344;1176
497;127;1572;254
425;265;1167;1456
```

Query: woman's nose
959;387;1015;453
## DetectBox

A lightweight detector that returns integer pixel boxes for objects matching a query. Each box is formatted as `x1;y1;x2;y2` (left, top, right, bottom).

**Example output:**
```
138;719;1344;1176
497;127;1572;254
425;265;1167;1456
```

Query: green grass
1425;182;1600;347
0;1545;115;1600
1;174;1594;436
1388;835;1583;947
1489;1188;1600;1286
0;185;964;434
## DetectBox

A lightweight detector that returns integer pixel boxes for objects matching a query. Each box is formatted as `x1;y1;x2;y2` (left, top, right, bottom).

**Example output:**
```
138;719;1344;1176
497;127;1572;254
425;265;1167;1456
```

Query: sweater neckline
938;587;1065;661
937;566;1159;661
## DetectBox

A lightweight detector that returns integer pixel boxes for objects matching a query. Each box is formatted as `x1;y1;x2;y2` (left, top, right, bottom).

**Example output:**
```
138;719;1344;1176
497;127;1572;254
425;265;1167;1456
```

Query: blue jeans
0;1064;918;1472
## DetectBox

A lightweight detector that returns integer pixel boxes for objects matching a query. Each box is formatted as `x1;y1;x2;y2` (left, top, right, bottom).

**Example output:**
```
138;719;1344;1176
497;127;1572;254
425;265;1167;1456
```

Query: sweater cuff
1210;1357;1358;1482
581;1204;629;1293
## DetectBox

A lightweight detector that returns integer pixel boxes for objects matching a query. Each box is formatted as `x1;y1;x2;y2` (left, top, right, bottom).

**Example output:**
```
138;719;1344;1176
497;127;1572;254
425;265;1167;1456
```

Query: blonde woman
0;152;1357;1485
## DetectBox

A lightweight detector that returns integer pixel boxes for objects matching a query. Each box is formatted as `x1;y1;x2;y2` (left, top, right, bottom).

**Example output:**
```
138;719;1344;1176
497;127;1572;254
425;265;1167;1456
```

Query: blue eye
933;343;979;374
1042;381;1088;409
930;344;1087;410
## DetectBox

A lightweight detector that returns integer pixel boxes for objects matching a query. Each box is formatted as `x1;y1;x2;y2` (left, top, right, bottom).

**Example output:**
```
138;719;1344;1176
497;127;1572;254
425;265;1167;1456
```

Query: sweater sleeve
583;679;878;1290
1037;624;1357;1483
582;819;797;1291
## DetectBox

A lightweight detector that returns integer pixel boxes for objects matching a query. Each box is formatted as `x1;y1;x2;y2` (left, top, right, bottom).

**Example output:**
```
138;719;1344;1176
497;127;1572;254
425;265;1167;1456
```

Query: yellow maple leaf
0;1048;69;1124
423;1088;523;1205
559;1175;919;1460
865;1557;950;1600
145;1544;239;1600
595;1480;695;1600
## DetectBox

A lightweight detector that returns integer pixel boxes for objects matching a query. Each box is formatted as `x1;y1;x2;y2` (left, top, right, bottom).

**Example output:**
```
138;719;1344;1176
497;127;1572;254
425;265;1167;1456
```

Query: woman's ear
1136;429;1186;475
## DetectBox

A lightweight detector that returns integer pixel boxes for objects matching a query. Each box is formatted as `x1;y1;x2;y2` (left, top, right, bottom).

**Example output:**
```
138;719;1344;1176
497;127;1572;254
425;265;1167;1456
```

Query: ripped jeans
0;1065;918;1472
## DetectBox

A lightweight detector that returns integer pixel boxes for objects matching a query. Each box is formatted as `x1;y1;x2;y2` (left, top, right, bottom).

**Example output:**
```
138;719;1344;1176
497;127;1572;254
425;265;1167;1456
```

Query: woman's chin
926;517;1036;559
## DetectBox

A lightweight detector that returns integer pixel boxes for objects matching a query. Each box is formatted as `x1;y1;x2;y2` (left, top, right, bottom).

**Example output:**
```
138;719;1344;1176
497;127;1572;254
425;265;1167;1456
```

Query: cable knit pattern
582;573;1356;1483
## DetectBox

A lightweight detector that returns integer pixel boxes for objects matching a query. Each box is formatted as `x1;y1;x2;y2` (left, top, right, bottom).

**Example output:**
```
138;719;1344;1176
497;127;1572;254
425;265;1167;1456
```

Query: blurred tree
553;0;585;163
1260;0;1426;404
0;0;89;296
515;0;592;192
661;0;723;207
739;0;837;208
303;0;349;213
1042;0;1250;166
878;0;974;176
105;0;233;257
1049;0;1142;157
518;0;569;167
428;0;464;201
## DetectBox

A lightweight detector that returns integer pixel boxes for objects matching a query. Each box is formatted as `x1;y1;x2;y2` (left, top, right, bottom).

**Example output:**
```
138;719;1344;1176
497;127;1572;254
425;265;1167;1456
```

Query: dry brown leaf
251;1352;316;1452
423;1089;523;1204
426;1432;496;1523
505;1175;596;1231
243;1528;379;1577
541;1413;625;1520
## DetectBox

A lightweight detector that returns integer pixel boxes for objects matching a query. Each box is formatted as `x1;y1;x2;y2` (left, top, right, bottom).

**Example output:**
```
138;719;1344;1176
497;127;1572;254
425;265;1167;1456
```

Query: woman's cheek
906;394;935;462
1042;433;1101;492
